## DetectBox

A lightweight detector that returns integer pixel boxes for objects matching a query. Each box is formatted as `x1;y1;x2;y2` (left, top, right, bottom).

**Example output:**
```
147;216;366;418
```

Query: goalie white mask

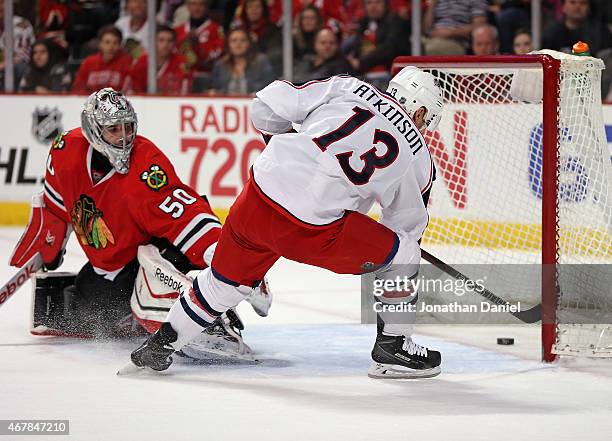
387;66;443;132
81;88;138;174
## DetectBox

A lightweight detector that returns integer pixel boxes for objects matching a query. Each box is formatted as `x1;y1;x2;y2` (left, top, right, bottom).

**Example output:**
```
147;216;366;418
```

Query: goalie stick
421;249;542;324
0;253;43;309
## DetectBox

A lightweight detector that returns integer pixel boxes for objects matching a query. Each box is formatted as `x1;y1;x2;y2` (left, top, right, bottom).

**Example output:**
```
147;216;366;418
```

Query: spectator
65;0;121;60
127;25;192;95
293;5;324;59
603;49;612;100
172;0;238;31
344;0;428;23
512;28;533;54
38;0;70;51
542;0;612;56
423;0;488;55
236;0;283;76
345;0;410;89
210;0;241;32
210;27;275;95
297;1;344;24
115;0;152;61
239;0;343;27
294;28;353;83
292;1;344;35
71;25;132;94
18;40;72;93
495;0;531;54
174;0;225;91
0;1;35;88
471;24;500;55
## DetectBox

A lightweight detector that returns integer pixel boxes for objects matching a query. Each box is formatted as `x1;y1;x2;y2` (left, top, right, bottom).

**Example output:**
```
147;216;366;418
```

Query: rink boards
0;95;611;255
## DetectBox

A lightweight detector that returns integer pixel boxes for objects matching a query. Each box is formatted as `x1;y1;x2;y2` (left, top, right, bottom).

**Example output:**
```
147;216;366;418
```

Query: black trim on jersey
175;217;222;250
420;158;435;195
422;186;433;208
251;168;347;229
44;182;65;208
180;296;214;327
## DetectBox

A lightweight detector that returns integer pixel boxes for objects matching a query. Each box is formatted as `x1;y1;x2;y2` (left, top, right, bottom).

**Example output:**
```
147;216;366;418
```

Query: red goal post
391;53;611;362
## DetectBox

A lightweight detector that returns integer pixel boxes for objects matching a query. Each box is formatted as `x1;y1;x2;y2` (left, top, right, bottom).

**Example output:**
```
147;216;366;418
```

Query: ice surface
1;227;611;441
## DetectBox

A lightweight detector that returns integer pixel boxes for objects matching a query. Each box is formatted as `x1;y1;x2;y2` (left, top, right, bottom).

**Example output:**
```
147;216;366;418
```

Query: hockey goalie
9;88;271;361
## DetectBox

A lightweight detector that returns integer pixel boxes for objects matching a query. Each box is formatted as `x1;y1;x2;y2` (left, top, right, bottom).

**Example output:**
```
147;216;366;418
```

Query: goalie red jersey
42;128;221;277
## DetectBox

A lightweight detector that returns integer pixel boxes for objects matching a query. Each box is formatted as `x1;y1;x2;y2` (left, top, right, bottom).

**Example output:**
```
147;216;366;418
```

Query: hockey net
392;52;612;361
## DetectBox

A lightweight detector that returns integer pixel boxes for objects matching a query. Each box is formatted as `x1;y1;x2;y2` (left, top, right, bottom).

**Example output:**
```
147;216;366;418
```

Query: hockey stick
0;253;43;309
421;249;542;323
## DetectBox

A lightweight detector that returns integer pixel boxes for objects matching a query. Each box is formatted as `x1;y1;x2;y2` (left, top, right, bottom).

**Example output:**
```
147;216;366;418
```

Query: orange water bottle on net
572;41;591;56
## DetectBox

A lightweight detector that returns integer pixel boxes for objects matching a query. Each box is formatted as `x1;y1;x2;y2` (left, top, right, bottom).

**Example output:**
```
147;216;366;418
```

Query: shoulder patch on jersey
140;164;168;191
70;195;115;249
51;131;69;150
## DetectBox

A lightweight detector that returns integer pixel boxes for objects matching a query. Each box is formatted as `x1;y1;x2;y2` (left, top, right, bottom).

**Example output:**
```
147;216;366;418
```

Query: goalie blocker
10;192;71;271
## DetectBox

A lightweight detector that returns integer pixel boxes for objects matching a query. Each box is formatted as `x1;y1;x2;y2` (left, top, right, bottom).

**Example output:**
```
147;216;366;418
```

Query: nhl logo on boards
31;107;63;143
141;164;168;191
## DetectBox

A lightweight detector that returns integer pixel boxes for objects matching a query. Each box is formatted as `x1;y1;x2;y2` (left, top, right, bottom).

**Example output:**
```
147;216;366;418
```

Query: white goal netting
399;51;612;358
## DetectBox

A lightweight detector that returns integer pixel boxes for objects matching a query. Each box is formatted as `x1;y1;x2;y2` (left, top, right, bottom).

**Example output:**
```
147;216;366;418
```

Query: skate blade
117;361;159;377
367;362;441;379
181;333;258;362
179;344;258;363
116;361;171;376
117;361;144;376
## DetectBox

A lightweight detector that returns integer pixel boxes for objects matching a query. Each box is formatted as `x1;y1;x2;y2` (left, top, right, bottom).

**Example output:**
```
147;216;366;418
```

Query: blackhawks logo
71;195;115;249
140;164;167;191
51;131;69;150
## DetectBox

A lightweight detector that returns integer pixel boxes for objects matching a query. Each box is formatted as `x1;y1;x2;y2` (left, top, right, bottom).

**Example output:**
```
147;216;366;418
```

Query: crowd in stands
0;0;611;98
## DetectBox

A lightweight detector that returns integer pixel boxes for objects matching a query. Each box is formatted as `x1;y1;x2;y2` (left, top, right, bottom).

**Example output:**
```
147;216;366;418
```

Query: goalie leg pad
131;244;193;333
31;272;81;337
31;266;138;338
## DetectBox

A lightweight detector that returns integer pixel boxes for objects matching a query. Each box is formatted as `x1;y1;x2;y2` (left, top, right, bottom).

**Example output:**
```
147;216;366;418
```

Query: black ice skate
369;333;441;379
130;322;178;372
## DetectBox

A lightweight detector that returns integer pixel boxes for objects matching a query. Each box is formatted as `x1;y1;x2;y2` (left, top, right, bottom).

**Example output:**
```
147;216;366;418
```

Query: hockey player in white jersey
128;67;444;378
